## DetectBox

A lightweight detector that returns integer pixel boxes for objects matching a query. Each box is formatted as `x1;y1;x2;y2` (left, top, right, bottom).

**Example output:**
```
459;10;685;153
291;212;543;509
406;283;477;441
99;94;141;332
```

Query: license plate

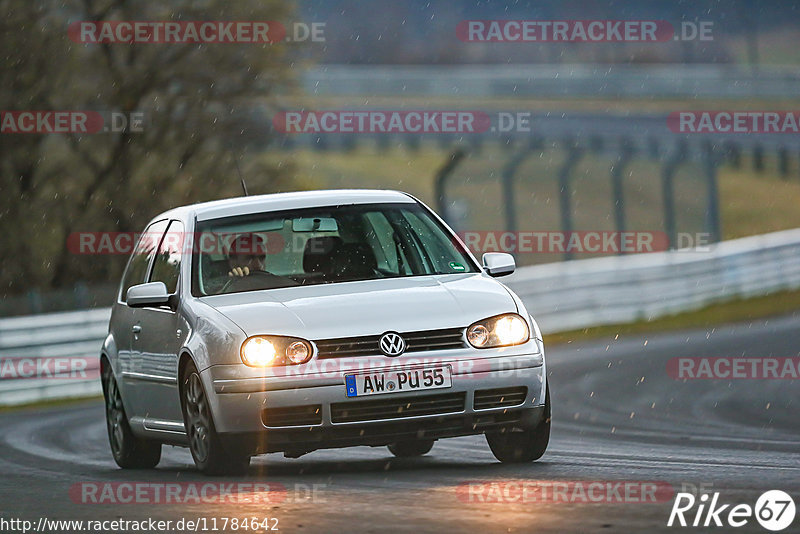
344;365;452;397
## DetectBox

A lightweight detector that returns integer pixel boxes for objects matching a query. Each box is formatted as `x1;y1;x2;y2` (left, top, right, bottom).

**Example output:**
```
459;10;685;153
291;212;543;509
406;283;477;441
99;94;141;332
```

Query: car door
117;219;169;417
133;220;188;430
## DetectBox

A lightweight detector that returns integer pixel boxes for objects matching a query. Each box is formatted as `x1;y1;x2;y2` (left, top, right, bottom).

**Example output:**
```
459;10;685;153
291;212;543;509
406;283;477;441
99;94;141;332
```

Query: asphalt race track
1;313;798;533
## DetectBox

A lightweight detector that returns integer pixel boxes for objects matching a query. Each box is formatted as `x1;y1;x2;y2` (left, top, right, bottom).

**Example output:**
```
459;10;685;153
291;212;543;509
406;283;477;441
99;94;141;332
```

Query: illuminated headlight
241;336;313;367
467;313;529;348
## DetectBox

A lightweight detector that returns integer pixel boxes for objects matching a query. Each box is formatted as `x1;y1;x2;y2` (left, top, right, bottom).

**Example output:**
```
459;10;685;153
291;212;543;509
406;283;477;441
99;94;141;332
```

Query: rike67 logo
668;490;796;531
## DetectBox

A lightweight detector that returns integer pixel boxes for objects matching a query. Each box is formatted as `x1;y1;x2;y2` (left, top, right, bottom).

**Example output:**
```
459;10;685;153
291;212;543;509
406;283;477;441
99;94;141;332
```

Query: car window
149;220;184;294
192;203;479;297
363;211;404;274
119;219;169;302
401;210;465;274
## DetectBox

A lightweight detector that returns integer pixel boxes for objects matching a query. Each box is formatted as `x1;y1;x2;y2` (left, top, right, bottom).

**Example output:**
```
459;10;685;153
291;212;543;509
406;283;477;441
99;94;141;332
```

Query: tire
388;439;435;457
180;361;250;476
103;365;161;469
486;384;550;463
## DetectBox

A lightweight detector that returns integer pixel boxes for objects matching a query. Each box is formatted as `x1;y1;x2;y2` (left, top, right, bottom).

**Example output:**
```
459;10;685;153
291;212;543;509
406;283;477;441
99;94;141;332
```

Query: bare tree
0;0;296;295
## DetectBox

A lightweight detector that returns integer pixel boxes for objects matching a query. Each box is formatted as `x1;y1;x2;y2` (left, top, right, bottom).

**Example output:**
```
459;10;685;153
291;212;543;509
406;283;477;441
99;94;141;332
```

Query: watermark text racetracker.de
456;480;674;504
273;110;492;134
69;21;326;43
274;110;642;134
0;357;97;380
70;481;325;505
1;111;144;134
271;110;572;134
668;111;800;134
67;231;287;256
456;20;712;42
667;357;800;380
459;231;714;255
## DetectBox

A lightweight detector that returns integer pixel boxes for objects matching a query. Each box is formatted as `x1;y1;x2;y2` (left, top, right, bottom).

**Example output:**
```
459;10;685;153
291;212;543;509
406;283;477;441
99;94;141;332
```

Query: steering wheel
219;270;298;294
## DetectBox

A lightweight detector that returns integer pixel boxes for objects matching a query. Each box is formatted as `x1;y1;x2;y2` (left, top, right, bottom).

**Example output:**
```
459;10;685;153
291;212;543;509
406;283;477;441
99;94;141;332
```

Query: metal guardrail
506;228;800;332
2;228;800;406
0;309;108;406
301;64;800;99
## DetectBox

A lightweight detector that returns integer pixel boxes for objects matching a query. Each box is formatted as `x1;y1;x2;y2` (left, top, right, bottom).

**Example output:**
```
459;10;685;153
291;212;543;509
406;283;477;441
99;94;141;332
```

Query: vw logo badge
379;332;406;357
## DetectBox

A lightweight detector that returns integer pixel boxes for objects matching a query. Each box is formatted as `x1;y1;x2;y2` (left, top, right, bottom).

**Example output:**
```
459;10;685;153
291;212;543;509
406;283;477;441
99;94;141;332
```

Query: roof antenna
234;158;249;196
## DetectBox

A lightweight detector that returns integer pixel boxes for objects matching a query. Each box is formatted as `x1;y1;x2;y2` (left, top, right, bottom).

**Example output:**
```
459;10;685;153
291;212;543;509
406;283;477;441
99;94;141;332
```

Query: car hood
202;274;517;340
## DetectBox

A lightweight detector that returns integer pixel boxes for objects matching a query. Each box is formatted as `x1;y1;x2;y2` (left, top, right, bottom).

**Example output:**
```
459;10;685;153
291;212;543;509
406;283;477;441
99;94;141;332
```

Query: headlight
241;336;313;367
285;340;310;364
467;313;529;348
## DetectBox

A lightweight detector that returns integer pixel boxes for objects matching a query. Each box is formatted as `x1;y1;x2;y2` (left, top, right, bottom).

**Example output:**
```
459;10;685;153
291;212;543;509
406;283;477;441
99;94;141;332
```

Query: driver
226;233;268;278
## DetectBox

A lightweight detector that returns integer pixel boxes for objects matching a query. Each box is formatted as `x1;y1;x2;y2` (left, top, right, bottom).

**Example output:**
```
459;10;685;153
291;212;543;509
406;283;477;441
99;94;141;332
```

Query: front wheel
181;362;250;476
486;384;550;463
103;365;161;469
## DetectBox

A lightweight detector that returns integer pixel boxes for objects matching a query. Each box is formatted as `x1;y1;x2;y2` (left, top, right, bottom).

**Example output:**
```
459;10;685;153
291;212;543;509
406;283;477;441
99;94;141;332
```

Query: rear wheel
388;439;435;457
103;365;161;469
486;384;550;463
181;361;250;476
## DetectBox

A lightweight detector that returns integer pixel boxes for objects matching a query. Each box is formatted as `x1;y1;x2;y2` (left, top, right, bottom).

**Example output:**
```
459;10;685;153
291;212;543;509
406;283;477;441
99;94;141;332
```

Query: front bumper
201;350;546;454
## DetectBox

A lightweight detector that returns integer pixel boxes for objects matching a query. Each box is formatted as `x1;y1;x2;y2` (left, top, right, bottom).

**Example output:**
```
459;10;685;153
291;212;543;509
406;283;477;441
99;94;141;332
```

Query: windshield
191;202;479;296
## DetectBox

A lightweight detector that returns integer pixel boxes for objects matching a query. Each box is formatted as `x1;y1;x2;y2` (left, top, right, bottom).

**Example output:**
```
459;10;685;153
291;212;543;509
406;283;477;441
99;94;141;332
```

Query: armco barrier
505;228;800;332
0;308;109;405
1;228;800;406
302;64;800;99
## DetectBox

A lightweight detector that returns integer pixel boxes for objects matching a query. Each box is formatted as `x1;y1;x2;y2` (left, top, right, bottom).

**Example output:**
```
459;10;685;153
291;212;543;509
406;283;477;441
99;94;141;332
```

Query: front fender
101;333;118;370
181;300;247;372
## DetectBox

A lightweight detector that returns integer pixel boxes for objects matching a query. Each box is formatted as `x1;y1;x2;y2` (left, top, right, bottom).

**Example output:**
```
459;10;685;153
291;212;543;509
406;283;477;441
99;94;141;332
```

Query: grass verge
270;146;800;250
0;395;102;414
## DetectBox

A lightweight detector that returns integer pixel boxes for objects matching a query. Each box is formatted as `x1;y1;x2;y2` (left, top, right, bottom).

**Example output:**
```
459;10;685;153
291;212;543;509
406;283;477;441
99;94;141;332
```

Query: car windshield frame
190;202;481;297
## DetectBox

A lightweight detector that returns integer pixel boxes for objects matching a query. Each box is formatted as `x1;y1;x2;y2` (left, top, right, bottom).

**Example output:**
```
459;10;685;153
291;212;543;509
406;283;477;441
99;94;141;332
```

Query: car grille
330;392;466;423
262;404;322;427
315;327;466;359
473;387;528;410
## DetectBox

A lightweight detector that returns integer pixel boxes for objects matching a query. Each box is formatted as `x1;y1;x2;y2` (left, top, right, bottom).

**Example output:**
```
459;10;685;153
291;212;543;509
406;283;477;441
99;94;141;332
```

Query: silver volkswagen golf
102;190;549;474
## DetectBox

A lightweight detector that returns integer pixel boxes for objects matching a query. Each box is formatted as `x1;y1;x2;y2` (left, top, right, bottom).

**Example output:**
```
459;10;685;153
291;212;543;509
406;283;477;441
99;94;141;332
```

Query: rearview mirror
127;282;171;307
482;253;515;277
292;217;338;232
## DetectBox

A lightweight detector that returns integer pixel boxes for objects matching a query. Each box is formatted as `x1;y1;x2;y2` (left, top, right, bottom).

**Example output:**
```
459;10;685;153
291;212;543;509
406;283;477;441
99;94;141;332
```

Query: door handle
132;325;142;334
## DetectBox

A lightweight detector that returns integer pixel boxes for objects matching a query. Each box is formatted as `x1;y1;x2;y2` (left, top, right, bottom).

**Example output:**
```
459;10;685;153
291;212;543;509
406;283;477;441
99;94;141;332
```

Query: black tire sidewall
486;384;551;463
180;361;249;475
103;367;161;468
388;439;435;457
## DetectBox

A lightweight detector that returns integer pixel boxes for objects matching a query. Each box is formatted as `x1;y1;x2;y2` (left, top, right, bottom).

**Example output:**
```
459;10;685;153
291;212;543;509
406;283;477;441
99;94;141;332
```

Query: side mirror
482;252;516;277
127;282;170;307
